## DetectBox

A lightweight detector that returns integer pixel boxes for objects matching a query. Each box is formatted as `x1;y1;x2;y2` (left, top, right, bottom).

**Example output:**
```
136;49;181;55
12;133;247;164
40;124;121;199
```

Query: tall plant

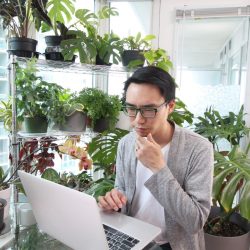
0;0;33;37
32;0;75;36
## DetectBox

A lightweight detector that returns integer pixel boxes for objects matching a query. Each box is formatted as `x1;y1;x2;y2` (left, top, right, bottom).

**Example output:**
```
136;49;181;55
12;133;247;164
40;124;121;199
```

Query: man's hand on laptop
98;189;127;212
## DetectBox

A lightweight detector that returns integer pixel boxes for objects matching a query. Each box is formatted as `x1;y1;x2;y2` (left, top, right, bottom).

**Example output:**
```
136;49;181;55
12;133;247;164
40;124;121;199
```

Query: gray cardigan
115;124;214;250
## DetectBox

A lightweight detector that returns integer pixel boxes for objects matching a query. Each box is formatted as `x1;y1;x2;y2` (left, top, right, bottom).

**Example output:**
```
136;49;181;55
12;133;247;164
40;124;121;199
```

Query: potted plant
204;145;250;250
194;106;249;149
31;0;75;61
75;88;122;133
0;198;7;231
15;58;64;133
95;32;122;65
120;32;155;67
61;7;119;64
194;107;250;250
41;168;93;192
0;166;11;221
0;0;38;57
143;48;173;73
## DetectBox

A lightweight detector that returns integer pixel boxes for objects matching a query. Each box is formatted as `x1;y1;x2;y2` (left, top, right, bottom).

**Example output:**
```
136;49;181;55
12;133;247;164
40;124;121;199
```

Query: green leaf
220;172;242;212
41;168;60;183
239;181;250;220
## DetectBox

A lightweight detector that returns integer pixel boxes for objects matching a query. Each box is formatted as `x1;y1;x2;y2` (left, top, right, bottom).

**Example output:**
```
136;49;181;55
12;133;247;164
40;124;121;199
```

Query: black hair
123;66;176;102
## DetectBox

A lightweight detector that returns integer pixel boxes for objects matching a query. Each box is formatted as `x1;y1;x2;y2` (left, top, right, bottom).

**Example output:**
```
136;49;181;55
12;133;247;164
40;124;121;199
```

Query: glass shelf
16;57;134;75
17;130;98;144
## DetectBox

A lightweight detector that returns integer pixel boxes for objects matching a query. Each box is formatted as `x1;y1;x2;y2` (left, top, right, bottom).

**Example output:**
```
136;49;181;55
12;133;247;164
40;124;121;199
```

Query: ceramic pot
205;206;250;250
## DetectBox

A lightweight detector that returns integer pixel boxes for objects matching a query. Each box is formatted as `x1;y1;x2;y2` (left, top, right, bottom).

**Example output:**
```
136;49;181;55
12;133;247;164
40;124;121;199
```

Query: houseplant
46;88;87;132
0;0;38;57
143;48;173;73
120;32;155;67
75;88;122;132
31;0;76;60
194;107;250;250
0;98;13;131
15;58;64;133
61;7;119;64
95;32;122;65
0;166;11;220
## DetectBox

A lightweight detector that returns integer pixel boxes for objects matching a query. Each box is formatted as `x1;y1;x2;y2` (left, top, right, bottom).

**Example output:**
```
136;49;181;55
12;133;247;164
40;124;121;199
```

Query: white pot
0;186;11;219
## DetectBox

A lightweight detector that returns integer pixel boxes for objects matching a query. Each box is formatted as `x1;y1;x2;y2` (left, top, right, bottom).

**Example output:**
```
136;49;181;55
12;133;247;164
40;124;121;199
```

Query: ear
167;100;175;114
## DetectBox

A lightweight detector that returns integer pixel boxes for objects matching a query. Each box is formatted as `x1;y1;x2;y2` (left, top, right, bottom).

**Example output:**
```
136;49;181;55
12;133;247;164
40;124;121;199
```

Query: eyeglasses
123;101;168;118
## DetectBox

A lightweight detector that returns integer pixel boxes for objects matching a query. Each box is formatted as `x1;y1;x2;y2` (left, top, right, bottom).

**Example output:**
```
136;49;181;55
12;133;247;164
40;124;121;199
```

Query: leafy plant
194;106;249;149
32;0;75;36
204;145;250;236
143;48;173;72
88;128;129;174
85;175;115;199
121;32;155;50
41;168;93;192
61;7;119;63
75;88;122;129
0;98;13;131
95;32;122;65
86;128;129;199
169;98;194;126
0;0;34;37
0;166;11;191
10;137;61;175
15;58;64;121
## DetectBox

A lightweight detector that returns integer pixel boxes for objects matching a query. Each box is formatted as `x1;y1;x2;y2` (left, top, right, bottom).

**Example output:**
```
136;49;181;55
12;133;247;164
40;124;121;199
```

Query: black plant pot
121;50;145;67
0;198;7;232
24;116;48;133
8;37;38;58
45;52;76;62
96;55;112;66
93;118;110;133
45;36;63;47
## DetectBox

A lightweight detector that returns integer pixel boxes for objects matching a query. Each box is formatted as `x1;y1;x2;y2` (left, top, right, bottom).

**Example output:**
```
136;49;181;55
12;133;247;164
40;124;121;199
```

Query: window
176;13;249;117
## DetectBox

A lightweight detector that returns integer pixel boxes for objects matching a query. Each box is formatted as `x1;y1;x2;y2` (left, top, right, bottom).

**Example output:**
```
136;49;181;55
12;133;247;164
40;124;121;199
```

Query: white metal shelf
16;57;134;76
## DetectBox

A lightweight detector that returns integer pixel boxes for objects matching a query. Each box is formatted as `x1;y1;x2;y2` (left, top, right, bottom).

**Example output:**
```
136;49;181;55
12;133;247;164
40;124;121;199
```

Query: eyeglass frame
122;101;169;118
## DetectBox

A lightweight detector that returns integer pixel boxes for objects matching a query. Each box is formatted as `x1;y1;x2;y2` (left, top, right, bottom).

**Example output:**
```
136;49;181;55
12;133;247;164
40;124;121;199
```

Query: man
98;66;213;250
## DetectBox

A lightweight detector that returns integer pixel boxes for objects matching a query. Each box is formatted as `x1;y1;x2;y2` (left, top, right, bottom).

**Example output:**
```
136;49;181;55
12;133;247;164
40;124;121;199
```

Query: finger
111;190;123;208
120;195;127;205
105;191;121;211
98;196;113;211
147;133;155;143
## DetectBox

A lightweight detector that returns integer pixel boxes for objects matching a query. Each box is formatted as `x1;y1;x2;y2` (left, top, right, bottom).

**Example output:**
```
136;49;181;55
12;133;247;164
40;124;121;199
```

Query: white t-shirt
130;144;170;245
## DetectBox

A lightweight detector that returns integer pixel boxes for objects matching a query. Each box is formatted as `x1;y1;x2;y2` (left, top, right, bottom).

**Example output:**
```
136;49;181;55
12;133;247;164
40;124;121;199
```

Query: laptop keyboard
103;224;140;250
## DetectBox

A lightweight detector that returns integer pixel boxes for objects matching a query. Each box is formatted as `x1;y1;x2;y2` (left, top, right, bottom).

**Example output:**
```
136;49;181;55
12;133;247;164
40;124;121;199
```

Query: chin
135;128;150;137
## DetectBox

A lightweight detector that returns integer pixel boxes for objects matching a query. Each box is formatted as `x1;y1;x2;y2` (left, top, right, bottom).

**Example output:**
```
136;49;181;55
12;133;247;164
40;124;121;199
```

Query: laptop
18;171;161;250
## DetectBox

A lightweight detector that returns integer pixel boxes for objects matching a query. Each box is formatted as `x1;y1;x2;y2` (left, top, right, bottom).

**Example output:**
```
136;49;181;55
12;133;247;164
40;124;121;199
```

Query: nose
134;111;146;124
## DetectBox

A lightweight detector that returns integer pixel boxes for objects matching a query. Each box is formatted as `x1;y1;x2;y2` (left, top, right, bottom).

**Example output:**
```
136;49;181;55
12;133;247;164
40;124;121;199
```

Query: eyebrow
125;102;158;107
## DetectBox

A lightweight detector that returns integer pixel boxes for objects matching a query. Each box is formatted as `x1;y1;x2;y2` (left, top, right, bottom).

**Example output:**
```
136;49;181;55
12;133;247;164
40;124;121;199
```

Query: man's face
125;83;174;137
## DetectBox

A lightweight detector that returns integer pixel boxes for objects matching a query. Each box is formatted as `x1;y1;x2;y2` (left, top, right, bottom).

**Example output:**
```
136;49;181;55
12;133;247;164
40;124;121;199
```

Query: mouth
135;127;149;134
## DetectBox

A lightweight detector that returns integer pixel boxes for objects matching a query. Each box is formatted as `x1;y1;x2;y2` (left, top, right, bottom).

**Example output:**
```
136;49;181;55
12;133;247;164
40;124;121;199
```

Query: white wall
152;0;250;131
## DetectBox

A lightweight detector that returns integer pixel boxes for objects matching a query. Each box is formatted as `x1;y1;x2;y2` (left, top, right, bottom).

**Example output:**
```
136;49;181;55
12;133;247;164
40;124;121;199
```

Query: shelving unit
0;25;9;172
8;55;131;236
